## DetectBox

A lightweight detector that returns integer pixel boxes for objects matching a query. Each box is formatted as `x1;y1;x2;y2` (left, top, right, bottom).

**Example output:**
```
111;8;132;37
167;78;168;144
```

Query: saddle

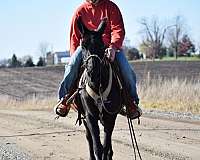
56;60;134;124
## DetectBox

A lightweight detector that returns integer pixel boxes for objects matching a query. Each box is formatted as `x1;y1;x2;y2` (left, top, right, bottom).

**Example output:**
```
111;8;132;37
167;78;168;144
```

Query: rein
127;117;143;160
82;52;118;114
84;54;103;65
112;62;143;160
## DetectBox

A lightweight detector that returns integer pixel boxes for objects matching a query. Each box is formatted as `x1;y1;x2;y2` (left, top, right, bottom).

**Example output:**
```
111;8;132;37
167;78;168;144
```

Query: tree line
0;15;200;68
123;15;199;60
0;54;46;68
0;42;49;68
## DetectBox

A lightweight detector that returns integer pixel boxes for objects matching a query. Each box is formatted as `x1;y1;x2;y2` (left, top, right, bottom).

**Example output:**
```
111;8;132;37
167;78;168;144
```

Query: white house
54;51;71;64
47;51;70;65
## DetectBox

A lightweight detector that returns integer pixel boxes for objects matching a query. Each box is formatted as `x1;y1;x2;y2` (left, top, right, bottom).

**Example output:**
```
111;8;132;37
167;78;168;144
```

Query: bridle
80;49;117;114
84;54;103;65
82;49;107;93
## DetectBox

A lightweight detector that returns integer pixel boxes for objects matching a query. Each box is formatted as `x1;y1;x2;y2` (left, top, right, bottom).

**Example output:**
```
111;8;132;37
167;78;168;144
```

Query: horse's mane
77;17;109;92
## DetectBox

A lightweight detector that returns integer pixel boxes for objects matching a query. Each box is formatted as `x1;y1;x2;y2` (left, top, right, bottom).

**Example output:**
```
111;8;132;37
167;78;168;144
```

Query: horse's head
77;17;107;57
77;17;122;118
77;17;108;92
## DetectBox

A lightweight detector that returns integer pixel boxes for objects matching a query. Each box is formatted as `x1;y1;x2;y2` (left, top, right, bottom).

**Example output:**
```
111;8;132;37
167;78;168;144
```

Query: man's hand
105;47;116;62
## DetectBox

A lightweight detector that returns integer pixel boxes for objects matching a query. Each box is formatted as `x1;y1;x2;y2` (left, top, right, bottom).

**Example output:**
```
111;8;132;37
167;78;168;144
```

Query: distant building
46;51;70;65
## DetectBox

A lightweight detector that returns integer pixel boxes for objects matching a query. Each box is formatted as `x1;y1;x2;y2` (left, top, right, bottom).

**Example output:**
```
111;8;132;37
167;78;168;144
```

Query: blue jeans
58;46;139;103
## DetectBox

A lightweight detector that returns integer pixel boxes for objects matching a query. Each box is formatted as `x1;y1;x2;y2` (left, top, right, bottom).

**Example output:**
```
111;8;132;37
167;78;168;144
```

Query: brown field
0;110;199;160
131;60;200;81
0;61;200;160
0;61;200;113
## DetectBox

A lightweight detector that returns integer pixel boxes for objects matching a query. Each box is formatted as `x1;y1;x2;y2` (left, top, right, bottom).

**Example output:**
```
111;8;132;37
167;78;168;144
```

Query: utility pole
175;24;178;60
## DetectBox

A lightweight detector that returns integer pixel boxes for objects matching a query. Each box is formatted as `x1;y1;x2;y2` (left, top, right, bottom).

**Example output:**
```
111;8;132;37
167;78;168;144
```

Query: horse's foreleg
107;145;113;160
102;131;113;160
83;120;96;160
102;114;116;160
86;114;103;160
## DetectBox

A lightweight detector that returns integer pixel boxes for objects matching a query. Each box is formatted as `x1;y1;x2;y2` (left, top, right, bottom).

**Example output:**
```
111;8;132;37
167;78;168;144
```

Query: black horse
76;17;122;160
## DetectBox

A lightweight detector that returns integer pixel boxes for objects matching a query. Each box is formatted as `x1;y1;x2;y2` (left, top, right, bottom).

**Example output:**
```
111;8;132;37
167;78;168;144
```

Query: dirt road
0;109;199;160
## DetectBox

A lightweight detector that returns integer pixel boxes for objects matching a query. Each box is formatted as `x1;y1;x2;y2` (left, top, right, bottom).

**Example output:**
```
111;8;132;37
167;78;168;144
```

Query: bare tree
0;59;9;68
197;40;200;56
20;55;33;66
167;15;187;59
139;17;169;59
122;37;131;58
38;42;50;61
123;37;131;48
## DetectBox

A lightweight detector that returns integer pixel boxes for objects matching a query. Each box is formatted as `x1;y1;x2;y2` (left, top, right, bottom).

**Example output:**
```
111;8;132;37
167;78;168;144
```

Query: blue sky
0;0;200;62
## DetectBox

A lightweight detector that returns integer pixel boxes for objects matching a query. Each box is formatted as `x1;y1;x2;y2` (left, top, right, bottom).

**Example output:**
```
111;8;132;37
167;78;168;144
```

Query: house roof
54;51;70;58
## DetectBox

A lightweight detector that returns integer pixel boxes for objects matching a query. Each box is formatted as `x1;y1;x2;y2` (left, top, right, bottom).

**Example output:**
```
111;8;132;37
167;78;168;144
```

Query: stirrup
54;98;70;117
128;107;142;120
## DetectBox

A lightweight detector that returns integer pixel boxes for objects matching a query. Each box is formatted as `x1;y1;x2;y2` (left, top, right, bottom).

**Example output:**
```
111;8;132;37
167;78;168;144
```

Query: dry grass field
0;61;200;114
0;61;200;160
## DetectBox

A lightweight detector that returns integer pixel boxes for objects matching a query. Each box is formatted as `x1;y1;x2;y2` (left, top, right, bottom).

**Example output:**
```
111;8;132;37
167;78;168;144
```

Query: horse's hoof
119;107;127;116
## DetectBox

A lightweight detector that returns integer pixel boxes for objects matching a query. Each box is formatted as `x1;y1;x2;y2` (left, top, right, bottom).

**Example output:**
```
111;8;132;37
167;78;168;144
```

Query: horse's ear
77;16;89;35
96;17;107;34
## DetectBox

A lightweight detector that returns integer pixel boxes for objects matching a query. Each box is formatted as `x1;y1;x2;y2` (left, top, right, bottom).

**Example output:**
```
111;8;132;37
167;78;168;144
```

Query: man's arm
69;13;82;55
109;3;125;50
106;3;125;61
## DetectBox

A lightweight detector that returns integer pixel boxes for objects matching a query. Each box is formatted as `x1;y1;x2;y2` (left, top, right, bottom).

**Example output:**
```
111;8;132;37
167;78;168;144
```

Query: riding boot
127;100;142;120
54;77;80;117
112;60;142;120
54;94;71;117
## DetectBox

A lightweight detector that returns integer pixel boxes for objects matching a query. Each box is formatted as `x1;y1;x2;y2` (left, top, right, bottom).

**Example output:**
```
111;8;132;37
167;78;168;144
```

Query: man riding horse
55;0;142;119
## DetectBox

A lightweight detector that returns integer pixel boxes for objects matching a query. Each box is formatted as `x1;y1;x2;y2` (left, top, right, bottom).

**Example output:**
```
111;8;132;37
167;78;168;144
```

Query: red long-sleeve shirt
69;0;125;55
